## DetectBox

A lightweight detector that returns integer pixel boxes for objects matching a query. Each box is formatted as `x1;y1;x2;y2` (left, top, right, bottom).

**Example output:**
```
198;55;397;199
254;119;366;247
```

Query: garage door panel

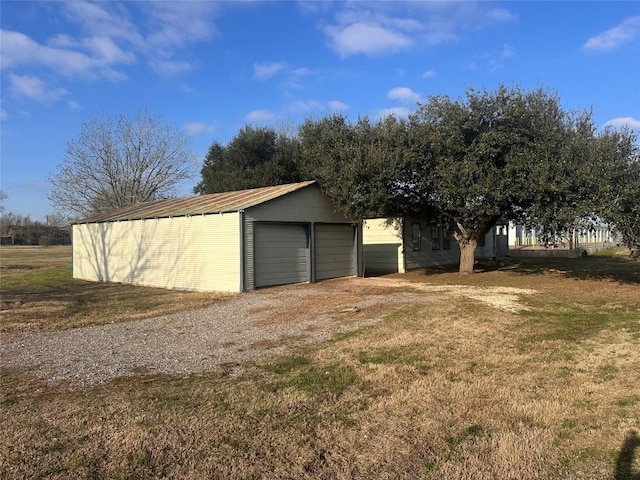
255;223;309;288
315;224;356;281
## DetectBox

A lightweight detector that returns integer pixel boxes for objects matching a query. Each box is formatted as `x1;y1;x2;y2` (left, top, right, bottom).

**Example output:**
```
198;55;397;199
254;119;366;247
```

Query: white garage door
254;223;309;288
315;224;356;281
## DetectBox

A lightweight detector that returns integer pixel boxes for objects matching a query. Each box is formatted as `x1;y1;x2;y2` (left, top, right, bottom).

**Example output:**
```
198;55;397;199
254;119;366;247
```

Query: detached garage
73;181;362;292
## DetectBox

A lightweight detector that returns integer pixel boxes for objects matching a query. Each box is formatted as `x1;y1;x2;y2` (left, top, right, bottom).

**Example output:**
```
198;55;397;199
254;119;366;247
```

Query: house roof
74;180;317;224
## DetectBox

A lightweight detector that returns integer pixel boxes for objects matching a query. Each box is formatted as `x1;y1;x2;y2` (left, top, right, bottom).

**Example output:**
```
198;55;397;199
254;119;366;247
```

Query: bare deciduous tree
48;109;195;218
0;190;7;213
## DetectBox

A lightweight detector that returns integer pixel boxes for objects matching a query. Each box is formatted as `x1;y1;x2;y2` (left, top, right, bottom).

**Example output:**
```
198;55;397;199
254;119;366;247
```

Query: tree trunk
458;238;477;274
568;228;575;250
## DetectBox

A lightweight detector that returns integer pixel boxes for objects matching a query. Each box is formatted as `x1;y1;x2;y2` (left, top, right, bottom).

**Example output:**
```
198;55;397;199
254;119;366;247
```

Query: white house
73;181;362;292
362;217;498;274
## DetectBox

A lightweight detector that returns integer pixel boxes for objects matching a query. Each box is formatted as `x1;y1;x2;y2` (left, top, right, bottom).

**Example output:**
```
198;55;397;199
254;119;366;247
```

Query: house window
411;223;421;251
442;230;451;250
431;227;440;250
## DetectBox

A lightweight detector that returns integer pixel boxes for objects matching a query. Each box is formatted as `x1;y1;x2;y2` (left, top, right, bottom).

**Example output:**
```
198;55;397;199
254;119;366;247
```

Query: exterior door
314;224;356;281
254;223;309;288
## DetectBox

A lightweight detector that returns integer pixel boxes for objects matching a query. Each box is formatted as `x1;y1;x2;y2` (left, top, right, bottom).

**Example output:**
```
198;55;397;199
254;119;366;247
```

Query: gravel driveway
0;277;427;386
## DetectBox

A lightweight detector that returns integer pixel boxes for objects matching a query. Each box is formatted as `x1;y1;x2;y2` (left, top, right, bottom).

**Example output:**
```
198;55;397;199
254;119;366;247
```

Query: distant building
508;221;616;257
2;225;71;245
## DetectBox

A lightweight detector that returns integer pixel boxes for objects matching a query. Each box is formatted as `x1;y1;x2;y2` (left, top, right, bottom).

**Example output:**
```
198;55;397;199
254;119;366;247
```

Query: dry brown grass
249;282;398;326
1;249;639;479
0;246;232;334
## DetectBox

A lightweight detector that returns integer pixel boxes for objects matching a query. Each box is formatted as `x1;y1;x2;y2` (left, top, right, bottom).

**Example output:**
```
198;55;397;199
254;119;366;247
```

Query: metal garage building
72;181;362;292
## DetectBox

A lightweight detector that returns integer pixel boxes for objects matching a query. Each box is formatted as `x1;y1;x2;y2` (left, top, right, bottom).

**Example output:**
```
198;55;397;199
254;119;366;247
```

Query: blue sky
1;1;639;220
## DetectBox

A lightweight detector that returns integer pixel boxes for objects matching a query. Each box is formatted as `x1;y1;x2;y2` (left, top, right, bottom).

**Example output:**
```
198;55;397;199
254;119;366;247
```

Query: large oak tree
300;86;636;273
405;86;578;273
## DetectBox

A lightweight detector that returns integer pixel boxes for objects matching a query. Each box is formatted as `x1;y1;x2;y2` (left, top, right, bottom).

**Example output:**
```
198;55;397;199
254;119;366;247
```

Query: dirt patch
359;278;537;313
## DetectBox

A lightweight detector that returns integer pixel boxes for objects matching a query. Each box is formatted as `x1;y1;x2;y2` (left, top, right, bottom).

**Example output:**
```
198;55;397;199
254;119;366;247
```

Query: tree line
47;85;639;272
0;205;71;246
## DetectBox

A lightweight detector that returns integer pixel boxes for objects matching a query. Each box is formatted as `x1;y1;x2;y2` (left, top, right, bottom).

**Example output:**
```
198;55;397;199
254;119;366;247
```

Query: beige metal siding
362;218;405;274
72;213;241;292
254;223;309;287
315;224;356;280
244;185;357;290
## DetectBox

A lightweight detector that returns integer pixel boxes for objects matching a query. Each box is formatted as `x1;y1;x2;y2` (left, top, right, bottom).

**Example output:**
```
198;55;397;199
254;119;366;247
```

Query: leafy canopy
298;85;638;270
194;125;302;194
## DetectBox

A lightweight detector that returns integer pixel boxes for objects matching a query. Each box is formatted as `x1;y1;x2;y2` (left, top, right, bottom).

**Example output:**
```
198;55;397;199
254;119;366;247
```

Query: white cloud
485;8;518;24
9;73;67;102
68;100;82;110
283;66;313;90
183;122;217;136
83;36;135;64
61;1;143;48
500;44;517;59
1;29;132;82
321;3;517;57
179;84;197;94
254;61;287;80
144;1;219;49
297;1;333;15
604;117;640;130
462;44;517;72
253;62;313;91
325;22;412;57
583;16;640;53
1;0;220;91
2;30;92;74
149;58;194;76
0;109;8;121
246;109;277;122
288;100;323;113
291;67;312;78
421;69;436;78
388;86;422;104
377;107;411;119
328;100;349;111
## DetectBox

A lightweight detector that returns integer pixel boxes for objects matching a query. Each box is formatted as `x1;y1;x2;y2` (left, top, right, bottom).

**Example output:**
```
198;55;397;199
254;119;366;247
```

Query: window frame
442;230;451;250
431;226;441;250
411;223;422;251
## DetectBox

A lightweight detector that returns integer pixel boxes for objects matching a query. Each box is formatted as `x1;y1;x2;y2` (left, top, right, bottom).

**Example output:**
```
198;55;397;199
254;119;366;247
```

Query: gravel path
1;277;536;386
0;278;427;386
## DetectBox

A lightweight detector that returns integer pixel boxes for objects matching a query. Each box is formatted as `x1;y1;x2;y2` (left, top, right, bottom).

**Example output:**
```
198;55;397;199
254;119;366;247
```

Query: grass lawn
1;246;639;479
0;246;231;333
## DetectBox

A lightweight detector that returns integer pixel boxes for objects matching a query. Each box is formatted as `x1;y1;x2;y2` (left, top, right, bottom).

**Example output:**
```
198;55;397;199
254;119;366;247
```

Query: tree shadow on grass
2;280;139;305
615;430;640;480
499;255;640;285
384;253;639;286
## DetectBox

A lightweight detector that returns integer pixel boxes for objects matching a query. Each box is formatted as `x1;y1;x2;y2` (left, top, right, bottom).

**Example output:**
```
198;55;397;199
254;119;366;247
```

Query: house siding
362;218;405;274
73;213;240;292
404;221;495;269
363;217;496;272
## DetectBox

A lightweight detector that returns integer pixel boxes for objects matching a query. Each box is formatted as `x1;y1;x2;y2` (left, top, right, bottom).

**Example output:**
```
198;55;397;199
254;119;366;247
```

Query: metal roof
74;181;317;224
